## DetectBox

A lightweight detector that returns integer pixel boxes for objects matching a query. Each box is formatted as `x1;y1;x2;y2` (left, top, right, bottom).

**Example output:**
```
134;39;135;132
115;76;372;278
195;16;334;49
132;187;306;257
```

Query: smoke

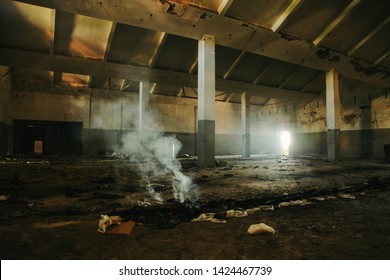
119;104;198;204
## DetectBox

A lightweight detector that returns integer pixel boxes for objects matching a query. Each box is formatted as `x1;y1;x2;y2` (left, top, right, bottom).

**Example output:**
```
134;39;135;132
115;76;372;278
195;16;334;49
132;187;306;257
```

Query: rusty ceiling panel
0;1;51;53
320;0;390;56
153;34;198;73
54;11;112;59
107;23;164;66
226;0;295;29
280;0;351;42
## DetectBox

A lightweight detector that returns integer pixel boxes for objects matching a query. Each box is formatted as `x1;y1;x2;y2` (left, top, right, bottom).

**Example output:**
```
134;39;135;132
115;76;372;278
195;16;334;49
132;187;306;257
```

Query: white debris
247;223;275;235
246;207;260;215
97;214;123;233
258;205;275;211
191;213;227;223
226;209;248;218
338;193;356;199
0;195;9;201
311;195;336;202
278;199;314;208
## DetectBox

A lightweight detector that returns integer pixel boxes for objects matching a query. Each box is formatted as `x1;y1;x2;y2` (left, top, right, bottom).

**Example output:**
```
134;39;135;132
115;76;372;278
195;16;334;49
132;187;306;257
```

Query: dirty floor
0;155;389;260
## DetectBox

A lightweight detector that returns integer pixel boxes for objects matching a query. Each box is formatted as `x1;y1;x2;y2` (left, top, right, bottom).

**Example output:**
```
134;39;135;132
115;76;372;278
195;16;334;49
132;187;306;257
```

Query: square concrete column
197;35;215;167
241;92;251;157
139;79;150;131
326;68;341;161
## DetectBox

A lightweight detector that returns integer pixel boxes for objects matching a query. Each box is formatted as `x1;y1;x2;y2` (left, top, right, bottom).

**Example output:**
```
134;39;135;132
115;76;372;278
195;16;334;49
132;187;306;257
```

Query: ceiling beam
313;0;361;46
13;0;390;87
189;58;198;74
271;0;302;33
347;16;390;56
149;32;167;68
49;9;56;55
103;21;117;62
150;83;157;94
218;0;234;16
300;71;322;92
0;47;316;101
279;65;300;88
253;59;273;85
223;50;245;80
374;50;390;66
225;93;235;102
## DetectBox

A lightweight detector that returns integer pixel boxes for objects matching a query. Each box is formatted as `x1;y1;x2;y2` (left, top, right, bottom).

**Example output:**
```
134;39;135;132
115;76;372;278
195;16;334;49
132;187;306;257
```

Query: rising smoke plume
119;103;198;204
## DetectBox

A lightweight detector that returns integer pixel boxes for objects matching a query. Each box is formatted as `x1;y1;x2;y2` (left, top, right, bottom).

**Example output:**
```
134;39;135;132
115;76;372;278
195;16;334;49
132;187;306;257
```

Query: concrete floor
0;155;389;259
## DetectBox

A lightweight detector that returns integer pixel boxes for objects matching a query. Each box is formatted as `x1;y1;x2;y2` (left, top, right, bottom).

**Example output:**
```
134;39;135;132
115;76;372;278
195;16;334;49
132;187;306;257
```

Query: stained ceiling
0;0;389;106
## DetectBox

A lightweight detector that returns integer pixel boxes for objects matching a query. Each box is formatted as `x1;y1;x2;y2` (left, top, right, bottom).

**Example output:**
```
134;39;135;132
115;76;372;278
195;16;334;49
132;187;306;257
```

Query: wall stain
342;113;359;126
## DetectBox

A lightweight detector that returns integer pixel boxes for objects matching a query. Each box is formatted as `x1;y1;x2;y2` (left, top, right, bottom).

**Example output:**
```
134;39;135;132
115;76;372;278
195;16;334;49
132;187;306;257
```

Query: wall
255;78;390;159
0;66;12;155
9;77;390;159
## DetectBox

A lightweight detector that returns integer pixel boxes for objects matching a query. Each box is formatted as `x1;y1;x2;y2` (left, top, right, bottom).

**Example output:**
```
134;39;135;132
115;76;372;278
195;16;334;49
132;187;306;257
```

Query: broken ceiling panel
280;0;351;43
0;1;52;53
320;0;390;56
54;11;112;60
60;73;89;87
225;0;295;30
107;23;164;66
153;34;198;73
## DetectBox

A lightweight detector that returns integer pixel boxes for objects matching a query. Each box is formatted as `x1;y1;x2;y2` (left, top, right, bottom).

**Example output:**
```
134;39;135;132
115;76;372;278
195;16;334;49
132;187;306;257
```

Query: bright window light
280;131;291;156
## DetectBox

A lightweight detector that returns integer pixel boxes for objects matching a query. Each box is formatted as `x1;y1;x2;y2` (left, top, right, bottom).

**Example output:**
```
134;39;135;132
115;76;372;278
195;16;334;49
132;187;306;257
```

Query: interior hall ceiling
0;0;389;106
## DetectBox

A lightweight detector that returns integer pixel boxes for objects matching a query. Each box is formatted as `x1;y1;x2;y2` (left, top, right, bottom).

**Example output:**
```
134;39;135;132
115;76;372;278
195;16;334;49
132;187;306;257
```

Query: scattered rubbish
338;193;356;199
246;207;260;214
253;165;259;169
191;213;227;223
258;205;275;211
0;195;9;201
97;214;123;233
247;223;275;235
106;221;136;235
278;199;313;208
226;209;248;218
311;195;336;202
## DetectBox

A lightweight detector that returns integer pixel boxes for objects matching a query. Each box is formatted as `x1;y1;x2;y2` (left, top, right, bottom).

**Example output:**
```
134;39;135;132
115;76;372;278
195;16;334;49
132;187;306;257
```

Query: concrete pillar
139;79;150;131
326;68;341;161
197;35;215;167
241;92;251;157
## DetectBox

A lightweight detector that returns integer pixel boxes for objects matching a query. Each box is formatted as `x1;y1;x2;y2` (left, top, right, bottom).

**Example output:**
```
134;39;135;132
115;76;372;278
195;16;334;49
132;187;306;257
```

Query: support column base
197;120;215;167
241;134;250;158
327;129;340;162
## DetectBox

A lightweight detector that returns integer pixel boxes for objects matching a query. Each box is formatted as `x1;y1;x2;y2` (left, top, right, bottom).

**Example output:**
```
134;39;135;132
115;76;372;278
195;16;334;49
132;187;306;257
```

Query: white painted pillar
326;68;341;161
241;92;251;157
197;35;216;167
139;79;150;131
